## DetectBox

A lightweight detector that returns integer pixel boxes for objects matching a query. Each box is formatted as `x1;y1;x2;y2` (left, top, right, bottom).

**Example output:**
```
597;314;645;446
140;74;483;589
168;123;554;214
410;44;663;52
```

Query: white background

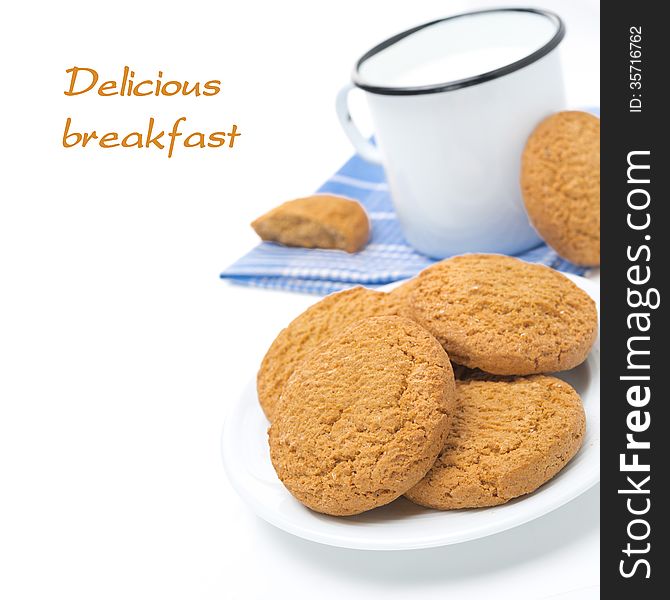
0;1;599;598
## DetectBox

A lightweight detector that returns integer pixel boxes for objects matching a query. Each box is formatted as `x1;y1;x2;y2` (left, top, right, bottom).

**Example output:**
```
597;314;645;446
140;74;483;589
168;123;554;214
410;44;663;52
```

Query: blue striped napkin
221;120;596;295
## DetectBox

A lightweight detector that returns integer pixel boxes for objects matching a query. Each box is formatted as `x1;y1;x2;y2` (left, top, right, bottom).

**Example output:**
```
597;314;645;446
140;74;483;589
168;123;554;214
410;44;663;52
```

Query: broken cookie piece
251;194;370;253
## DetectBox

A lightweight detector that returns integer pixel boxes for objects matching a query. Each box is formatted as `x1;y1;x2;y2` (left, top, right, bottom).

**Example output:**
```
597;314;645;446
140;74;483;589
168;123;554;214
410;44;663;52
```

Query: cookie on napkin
251;194;369;253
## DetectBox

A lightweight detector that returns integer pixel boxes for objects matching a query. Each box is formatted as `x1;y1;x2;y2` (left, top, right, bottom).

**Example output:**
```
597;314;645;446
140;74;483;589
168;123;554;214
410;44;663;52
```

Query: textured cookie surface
407;254;598;375
251;194;370;253
405;375;586;509
257;287;406;420
388;278;420;310
269;316;456;516
521;111;600;266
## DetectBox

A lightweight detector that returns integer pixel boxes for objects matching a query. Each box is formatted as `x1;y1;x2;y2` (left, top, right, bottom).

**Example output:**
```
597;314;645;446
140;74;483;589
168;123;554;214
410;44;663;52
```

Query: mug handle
335;83;383;164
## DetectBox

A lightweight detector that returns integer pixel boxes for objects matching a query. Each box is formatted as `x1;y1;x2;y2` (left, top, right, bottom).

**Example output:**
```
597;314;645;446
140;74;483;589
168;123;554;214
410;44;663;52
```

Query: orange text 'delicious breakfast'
62;66;241;157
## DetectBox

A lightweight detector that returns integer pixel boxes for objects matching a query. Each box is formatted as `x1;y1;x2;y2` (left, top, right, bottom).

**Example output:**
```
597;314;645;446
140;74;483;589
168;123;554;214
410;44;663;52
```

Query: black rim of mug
352;8;565;96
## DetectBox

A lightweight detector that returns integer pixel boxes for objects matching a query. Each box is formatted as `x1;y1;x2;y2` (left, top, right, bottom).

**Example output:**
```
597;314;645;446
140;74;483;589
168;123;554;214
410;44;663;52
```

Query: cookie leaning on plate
269;316;456;516
405;254;598;375
521;111;600;266
405;374;586;509
257;287;405;421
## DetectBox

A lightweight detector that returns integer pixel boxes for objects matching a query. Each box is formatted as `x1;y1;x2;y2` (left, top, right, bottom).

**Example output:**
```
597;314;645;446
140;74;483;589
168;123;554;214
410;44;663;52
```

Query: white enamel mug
336;8;566;258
